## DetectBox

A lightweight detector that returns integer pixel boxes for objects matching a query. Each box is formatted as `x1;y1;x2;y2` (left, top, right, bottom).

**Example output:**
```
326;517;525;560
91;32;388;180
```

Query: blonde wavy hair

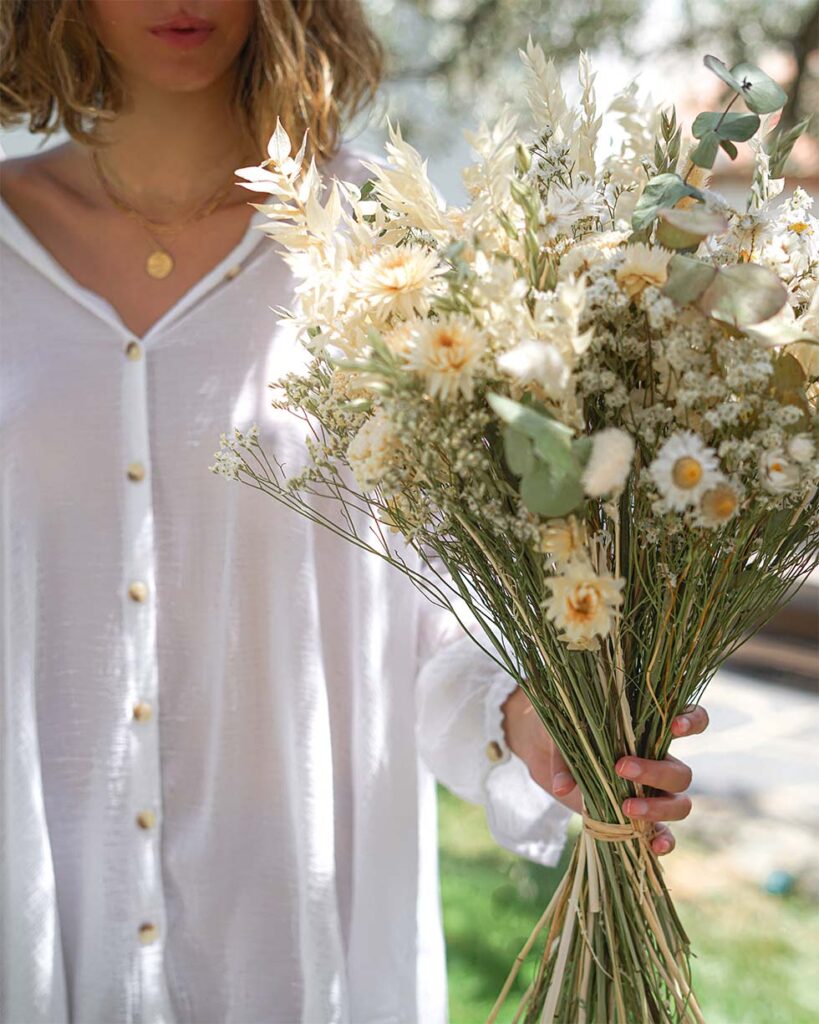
0;0;384;162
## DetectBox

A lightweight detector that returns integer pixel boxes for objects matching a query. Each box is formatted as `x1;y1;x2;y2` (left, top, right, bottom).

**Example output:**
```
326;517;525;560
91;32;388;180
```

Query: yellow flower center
769;461;784;473
789;222;811;235
567;585;599;623
701;485;738;522
672;456;703;490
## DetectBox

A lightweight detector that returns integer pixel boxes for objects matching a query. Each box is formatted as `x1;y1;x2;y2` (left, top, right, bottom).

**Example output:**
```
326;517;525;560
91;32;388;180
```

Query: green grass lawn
438;786;819;1024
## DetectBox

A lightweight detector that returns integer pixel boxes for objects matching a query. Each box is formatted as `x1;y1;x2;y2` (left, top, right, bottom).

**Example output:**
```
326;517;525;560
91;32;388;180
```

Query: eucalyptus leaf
719;139;739;160
771;353;807;394
692;111;760;142
532;430;578;475
520;463;585;517
571;436;593;468
488;393;573;444
503;427;535;477
631;173;704;231
656;206;729;249
702;55;787;115
663;254;718;305
698;263;788;327
690;132;720;169
729;61;788;115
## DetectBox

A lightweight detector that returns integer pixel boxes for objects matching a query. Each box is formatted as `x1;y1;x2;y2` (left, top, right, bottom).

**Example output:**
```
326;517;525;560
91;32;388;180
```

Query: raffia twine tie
582;814;654;844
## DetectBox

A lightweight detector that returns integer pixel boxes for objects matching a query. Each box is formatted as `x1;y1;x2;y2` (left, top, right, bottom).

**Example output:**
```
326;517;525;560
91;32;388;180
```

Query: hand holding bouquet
214;45;818;1022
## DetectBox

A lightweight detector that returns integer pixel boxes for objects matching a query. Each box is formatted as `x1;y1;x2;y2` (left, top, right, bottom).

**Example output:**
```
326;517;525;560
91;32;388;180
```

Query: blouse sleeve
413;596;573;867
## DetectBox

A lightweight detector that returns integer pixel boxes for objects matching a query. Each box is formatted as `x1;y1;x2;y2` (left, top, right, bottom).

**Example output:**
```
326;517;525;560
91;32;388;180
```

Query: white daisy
759;449;800;493
353;246;444;322
544;561;624;646
616;243;672;300
581;428;635;498
649;431;720;511
406;315;486;401
695;479;742;529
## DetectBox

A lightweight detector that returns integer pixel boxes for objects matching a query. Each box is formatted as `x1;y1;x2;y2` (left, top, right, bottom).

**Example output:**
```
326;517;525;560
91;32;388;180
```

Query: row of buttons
126;338;160;949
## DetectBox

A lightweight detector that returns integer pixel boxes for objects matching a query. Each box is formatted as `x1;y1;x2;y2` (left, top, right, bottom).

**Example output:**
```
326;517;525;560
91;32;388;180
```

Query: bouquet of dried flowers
213;46;818;1023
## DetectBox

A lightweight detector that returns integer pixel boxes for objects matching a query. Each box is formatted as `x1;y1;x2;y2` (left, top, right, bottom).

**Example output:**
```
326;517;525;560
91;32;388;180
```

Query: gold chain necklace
91;149;241;280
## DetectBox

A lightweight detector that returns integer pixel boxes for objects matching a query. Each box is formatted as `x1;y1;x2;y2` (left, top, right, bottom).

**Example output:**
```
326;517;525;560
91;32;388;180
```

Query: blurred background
2;1;817;1021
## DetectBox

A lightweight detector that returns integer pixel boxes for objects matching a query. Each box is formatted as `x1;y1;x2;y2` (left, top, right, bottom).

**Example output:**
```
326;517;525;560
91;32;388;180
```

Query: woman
0;2;708;1021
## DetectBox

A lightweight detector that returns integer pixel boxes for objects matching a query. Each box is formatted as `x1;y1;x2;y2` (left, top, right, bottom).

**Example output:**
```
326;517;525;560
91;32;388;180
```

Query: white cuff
415;636;573;867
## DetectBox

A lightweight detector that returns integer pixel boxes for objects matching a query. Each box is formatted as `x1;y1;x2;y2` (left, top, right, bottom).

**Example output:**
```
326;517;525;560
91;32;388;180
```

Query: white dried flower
544;561;624;645
581;428;635;497
787;434;815;465
497;339;571;397
616;243;672;299
347;408;397;490
759;449;800;493
407;315;486;401
538;516;587;564
649;431;721;511
353;246;444;321
695;479;741;529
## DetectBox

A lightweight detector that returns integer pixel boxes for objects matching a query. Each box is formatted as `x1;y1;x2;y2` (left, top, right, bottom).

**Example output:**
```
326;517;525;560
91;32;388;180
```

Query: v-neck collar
0;192;273;343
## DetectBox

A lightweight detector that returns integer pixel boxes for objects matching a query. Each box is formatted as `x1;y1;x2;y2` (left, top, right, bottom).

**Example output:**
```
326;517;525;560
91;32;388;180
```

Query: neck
89;71;256;219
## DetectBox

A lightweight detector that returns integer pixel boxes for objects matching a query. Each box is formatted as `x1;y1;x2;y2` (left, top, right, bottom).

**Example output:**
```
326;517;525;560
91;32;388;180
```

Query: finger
623;794;692;822
550;743;576;798
651;823;676;857
615;752;692;794
671;705;710;738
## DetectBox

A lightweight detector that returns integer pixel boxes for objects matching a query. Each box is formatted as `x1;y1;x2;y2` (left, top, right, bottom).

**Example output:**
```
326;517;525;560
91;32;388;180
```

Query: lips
149;14;215;33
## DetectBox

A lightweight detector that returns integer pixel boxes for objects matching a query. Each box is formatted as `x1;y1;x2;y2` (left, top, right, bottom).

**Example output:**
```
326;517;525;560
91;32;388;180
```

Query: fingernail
625;799;648;816
655;838;671;854
553;772;573;794
618;759;641;779
675;716;691;734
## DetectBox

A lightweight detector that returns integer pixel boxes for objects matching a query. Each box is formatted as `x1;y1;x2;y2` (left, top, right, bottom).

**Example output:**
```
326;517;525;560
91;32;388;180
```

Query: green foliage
631;173;704;232
655;206;729;250
692;111;761;142
703;55;788;115
766;116;813;179
664;257;788;328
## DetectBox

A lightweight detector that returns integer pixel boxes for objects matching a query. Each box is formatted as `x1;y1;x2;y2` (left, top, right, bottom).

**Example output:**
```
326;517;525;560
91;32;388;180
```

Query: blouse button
136;809;157;830
485;740;504;763
125;340;142;361
132;701;153;722
127;461;146;482
128;581;149;603
138;922;159;945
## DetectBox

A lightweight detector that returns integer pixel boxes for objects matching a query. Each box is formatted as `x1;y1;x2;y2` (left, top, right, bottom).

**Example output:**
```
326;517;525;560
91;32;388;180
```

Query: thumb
550;743;576;799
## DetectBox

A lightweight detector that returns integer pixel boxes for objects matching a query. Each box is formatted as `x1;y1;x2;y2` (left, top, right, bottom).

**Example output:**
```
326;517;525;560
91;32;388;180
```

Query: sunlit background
2;2;817;1022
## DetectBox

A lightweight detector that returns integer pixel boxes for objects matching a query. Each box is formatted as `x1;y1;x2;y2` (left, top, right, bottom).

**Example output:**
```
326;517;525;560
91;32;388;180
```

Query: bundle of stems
223;418;818;1024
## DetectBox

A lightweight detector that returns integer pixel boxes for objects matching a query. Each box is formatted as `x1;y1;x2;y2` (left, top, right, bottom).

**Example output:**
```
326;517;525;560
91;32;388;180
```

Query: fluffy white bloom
497;339;571;397
695;479;742;529
557;230;629;280
759;449;800;493
649;431;721;511
539;188;579;240
787;434;815;464
347;409;397;490
616;243;672;299
352;246;444;321
544;561;624;645
581;428;635;497
407;315;486;401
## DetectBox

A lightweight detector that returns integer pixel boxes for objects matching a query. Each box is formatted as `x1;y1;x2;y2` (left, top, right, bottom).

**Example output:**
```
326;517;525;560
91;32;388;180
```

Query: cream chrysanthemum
581;428;635;497
649;431;720;512
759;449;800;493
353;246;444;321
538;517;587;564
616;243;672;299
544;561;624;645
406;315;486;401
695;479;742;529
347;408;398;491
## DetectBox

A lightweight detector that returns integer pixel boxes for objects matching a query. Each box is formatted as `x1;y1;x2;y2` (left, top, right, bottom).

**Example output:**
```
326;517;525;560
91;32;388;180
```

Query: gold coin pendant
146;249;174;280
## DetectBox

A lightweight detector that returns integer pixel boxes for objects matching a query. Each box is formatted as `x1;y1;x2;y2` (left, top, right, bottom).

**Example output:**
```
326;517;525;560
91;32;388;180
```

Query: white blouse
0;145;571;1024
